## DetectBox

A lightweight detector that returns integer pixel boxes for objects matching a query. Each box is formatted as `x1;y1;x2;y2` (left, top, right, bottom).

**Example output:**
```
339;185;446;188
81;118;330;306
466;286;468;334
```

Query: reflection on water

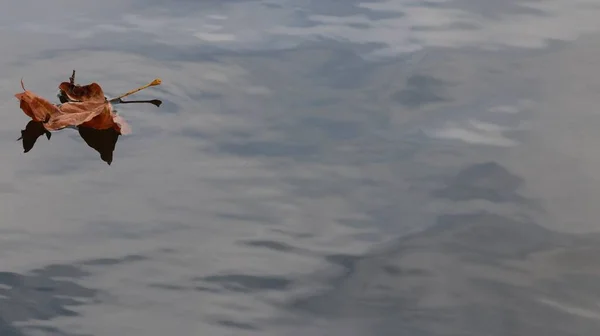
18;120;51;154
77;127;120;165
0;260;103;335
2;0;600;335
434;161;527;203
18;122;122;165
18;116;123;165
289;210;600;335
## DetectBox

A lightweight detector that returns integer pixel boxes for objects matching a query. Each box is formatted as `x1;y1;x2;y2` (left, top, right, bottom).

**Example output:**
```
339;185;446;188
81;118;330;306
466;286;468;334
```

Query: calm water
2;0;600;335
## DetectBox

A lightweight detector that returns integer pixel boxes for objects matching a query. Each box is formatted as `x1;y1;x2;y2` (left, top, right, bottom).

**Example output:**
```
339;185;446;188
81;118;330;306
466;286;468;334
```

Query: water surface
2;0;600;335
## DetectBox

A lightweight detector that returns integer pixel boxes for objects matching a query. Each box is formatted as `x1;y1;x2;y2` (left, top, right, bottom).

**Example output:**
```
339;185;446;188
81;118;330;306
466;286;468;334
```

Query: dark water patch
433;161;527;203
323;254;363;280
287;208;600;335
83;219;189;240
217;140;318;158
294;0;404;20
215;213;278;225
148;283;190;291
535;272;600;304
462;278;600;336
213;318;260;331
20;325;88;336
0;252;152;333
287;177;366;199
196;274;292;293
80;254;147;266
338;219;370;229
382;265;429;277
0;316;23;336
412;21;481;32
431;0;548;20
238;240;298;253
15;41;216;64
194;286;221;293
0;266;96;329
310;48;373;89
431;213;567;259
393;74;451;108
308;97;339;107
297;117;361;141
188;91;223;101
29;264;89;280
134;0;258;11
0;272;24;288
0;255;155;336
270;228;315;239
324;254;361;270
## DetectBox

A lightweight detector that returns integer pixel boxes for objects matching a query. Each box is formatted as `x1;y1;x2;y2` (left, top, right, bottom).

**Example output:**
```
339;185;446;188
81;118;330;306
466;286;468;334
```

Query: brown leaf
78;103;131;135
112;114;131;135
14;74;140;163
58;82;105;102
45;101;111;131
16;83;130;135
14;90;61;122
57;75;131;134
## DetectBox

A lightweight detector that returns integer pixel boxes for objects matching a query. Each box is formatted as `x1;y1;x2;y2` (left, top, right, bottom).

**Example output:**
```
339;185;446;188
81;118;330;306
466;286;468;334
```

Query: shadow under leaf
17;120;51;153
77;126;120;165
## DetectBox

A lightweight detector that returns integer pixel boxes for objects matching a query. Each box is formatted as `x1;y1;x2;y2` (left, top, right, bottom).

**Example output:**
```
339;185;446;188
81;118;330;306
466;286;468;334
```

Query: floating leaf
57;69;105;103
14;81;62;123
58;82;105;102
14;70;162;164
16;81;120;133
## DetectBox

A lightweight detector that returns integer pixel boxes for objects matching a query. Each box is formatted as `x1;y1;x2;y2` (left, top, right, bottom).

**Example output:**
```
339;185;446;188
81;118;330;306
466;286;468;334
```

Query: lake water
2;0;600;335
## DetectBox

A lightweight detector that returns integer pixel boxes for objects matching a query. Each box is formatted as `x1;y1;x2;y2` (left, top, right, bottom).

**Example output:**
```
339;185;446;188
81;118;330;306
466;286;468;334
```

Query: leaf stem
111;78;162;101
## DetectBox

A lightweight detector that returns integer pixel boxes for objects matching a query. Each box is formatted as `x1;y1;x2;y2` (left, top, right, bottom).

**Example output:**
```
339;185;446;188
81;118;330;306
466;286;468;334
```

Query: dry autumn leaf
57;69;105;103
15;70;162;164
58;81;105;103
16;81;107;132
15;81;62;124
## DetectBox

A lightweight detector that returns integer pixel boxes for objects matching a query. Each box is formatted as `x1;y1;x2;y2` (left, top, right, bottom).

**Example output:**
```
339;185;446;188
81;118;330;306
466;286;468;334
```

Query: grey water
1;0;600;335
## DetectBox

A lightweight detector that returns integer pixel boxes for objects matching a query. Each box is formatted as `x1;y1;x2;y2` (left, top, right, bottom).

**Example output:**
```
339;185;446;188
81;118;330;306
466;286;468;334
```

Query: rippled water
2;0;600;335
